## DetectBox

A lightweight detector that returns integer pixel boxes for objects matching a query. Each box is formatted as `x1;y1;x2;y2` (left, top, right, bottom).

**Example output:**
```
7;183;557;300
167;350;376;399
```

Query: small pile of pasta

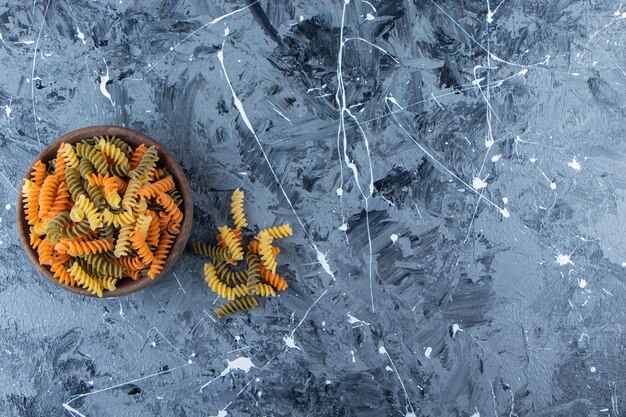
22;135;184;297
190;188;292;318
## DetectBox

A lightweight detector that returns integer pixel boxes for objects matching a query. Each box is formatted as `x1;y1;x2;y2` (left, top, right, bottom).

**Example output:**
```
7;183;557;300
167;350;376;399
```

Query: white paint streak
390;233;398;243
76;27;86;44
491;154;501;162
217;46;335;279
30;0;52;144
424;347;432;358
99;64;115;108
556;253;573;266
472;177;488;190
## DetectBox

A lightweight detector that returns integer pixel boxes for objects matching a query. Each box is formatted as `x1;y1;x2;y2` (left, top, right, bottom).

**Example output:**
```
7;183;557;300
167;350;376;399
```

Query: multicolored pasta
193;189;292;318
22;136;184;296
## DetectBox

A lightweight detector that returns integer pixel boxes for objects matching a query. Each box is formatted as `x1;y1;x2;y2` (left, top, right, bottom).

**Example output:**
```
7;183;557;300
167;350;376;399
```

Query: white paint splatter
76;27;86;44
386;366;393;371
365;13;375;20
472;177;488;190
485;137;494;148
386;96;402;108
622;262;626;268
568;157;581;171
470;411;481;417
452;323;462;337
336;187;343;196
325;380;332;384
283;335;301;350
217;410;227;417
502;197;508;204
424;347;432;358
390;233;398;243
550;182;557;190
2;105;12;118
405;413;417;417
350;350;356;363
590;366;597;373
556;253;573;266
338;223;348;231
378;346;387;354
220;357;255;377
529;157;537;163
5;203;10;210
223;26;230;36
99;67;115;108
347;313;370;326
316;251;335;279
578;278;587;288
500;208;510;218
20;40;35;45
491;154;501;162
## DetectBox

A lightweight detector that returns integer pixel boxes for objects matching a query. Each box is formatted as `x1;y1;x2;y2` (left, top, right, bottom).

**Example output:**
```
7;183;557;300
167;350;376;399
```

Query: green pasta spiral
46;211;71;244
245;252;261;295
76;142;109;174
214;260;247;285
61;219;91;239
65;167;84;201
83;253;123;278
191;242;232;260
213;296;258;318
129;146;158;180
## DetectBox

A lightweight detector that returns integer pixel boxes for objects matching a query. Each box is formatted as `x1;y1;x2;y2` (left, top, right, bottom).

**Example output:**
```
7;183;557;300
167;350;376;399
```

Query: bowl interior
16;126;193;297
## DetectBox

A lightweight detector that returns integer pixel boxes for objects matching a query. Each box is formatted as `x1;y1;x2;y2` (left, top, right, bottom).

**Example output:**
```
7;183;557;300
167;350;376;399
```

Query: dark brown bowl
16;126;193;298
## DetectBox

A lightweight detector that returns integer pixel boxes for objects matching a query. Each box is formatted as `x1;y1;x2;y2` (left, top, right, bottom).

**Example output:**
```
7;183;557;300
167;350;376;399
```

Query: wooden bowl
15;126;193;298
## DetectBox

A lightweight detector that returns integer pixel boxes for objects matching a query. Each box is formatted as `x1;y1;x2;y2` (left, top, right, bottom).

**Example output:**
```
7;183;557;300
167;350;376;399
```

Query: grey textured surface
0;0;625;416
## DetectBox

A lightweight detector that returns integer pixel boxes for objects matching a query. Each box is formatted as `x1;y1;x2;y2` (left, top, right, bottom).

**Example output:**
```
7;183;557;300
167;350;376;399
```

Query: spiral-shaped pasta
38;174;61;219
167;188;183;207
121;177;142;211
203;263;247;300
102;209;134;228
255;283;276;297
78;157;95;179
95;137;130;173
261;224;293;240
50;260;76;286
112;255;145;271
56;237;114;256
64;167;84;201
68;261;105;297
60;143;80;169
131;229;153;264
129;146;158;180
112;223;133;258
46;211;71;244
157;212;171;234
256;230;277;273
216;227;242;248
258;264;288;291
247;241;280;257
155;192;183;227
230;188;247;228
47;181;71;219
60;220;91;240
29;231;43;250
191;243;232;260
135;213;152;237
55;146;67;178
22;179;41;226
218;226;244;261
214;297;259;318
31;160;47;187
147;232;174;279
83;253;123;278
214;261;248;285
71;195;103;230
76;142;109;174
245;252;261;295
37;238;54;266
105;136;133;156
33;219;50;236
129;144;147;170
138;177;175;199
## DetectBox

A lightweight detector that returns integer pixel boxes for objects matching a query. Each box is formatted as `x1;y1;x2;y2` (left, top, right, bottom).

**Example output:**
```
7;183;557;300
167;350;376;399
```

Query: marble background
0;0;624;416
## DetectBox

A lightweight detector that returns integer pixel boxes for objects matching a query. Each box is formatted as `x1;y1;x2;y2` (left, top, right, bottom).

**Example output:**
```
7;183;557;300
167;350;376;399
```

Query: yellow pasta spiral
60;143;79;169
256;230;277;273
95;137;131;172
230;188;247;228
135;213;152;237
255;283;276;297
102;209;134;227
213;296;259;318
204;263;247;301
71;195;103;230
114;223;134;258
262;224;293;239
218;226;244;261
67;261;105;297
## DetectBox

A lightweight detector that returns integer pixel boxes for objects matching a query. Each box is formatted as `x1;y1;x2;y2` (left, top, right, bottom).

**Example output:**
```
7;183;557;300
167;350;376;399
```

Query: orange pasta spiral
38;174;61;219
258;264;288;291
129;144;147;170
147;232;174;279
31;160;47;187
131;229;153;264
138;177;175;199
247;240;280;257
145;211;160;247
55;238;114;256
156;192;183;227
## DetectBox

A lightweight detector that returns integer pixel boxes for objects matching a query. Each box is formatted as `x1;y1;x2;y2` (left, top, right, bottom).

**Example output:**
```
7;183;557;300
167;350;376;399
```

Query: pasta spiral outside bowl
16;126;193;297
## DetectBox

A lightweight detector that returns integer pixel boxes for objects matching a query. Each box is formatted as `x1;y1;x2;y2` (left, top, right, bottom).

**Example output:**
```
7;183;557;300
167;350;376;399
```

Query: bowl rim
15;125;194;298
